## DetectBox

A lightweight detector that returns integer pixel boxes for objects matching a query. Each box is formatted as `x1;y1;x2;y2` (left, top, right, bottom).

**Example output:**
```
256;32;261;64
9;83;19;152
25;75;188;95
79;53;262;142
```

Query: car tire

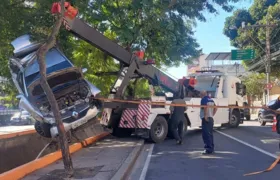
260;121;266;126
229;110;240;128
34;121;52;138
258;115;266;126
149;116;168;143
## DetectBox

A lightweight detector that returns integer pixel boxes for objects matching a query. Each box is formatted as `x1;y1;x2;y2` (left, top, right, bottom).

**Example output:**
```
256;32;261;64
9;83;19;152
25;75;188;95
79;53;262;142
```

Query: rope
96;97;280;114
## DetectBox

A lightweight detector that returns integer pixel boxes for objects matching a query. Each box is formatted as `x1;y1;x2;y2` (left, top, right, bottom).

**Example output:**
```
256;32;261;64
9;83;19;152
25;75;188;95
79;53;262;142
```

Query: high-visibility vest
189;77;197;87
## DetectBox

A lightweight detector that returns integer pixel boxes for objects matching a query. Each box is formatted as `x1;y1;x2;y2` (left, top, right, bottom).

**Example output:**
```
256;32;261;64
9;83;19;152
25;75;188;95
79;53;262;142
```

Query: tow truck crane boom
53;2;182;98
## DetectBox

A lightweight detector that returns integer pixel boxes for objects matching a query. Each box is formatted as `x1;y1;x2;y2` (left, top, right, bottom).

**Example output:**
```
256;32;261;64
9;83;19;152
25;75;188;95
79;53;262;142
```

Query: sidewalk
22;135;144;180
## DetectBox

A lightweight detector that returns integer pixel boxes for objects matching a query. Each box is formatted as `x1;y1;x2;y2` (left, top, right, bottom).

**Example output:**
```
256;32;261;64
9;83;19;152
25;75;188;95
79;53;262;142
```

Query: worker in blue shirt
264;96;280;149
200;90;217;154
265;96;280;134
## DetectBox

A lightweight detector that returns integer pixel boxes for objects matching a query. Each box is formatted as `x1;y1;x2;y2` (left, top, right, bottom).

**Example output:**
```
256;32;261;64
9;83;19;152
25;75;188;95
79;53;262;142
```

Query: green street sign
231;49;255;60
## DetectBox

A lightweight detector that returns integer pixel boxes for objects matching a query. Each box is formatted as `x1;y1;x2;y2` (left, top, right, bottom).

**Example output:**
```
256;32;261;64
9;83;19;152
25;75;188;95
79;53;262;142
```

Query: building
187;52;248;77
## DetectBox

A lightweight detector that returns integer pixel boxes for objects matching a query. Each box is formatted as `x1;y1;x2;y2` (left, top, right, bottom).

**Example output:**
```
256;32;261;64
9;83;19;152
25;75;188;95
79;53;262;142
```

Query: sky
166;0;254;79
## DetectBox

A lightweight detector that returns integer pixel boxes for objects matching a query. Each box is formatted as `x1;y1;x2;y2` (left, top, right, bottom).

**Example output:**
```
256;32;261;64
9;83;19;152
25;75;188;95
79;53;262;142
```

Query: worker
263;96;280;149
200;90;217;154
264;96;280;134
170;92;187;145
189;76;197;88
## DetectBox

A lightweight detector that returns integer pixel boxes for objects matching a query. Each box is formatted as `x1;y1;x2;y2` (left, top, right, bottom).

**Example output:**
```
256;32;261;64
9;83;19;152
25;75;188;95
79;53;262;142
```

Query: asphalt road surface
129;120;280;180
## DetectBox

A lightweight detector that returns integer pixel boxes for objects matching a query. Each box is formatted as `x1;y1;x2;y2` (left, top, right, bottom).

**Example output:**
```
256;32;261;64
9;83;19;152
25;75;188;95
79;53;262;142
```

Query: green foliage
223;0;280;73
0;81;18;107
85;0;239;66
1;0;241;99
241;72;266;98
71;30;119;96
223;9;255;47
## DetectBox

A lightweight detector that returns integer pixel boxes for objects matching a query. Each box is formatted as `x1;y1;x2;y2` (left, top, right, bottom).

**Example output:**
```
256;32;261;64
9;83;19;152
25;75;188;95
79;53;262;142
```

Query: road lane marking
139;144;154;180
215;130;278;159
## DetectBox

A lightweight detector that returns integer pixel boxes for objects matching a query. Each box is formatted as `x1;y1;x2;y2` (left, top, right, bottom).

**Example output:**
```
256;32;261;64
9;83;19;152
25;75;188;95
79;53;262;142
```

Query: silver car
9;34;102;138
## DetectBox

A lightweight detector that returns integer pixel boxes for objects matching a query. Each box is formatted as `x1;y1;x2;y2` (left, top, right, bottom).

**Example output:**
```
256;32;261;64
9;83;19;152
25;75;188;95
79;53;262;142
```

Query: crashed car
9;34;102;138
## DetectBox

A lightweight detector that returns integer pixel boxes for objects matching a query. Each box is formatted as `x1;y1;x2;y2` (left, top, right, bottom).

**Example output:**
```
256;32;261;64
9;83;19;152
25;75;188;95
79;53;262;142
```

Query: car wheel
34;121;52;138
258;115;266;126
149;116;168;143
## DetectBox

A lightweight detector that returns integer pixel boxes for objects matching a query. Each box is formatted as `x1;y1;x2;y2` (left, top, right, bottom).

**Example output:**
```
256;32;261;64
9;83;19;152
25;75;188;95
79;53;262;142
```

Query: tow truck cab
188;70;247;126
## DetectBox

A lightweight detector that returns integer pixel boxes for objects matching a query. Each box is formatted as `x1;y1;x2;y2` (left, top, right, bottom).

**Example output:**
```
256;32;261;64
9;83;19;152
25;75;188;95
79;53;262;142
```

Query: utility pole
241;15;276;104
265;16;271;103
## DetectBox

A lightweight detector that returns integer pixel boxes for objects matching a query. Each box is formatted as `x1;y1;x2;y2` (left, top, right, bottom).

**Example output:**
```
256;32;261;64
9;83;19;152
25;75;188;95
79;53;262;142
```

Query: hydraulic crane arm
51;2;181;96
64;17;132;66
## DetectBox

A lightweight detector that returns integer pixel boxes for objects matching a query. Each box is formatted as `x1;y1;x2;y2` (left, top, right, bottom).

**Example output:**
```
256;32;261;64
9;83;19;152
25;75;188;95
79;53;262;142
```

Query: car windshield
24;48;72;87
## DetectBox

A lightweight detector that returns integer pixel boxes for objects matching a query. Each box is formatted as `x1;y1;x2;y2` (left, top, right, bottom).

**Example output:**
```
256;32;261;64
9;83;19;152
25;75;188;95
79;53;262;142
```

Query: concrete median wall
0;119;106;174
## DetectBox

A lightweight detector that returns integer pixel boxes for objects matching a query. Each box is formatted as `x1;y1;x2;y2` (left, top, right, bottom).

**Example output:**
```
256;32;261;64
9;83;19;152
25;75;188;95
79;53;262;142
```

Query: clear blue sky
166;0;253;79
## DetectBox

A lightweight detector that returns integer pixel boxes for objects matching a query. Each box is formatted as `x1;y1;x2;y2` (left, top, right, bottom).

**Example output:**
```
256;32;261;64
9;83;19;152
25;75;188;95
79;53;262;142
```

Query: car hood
28;67;84;96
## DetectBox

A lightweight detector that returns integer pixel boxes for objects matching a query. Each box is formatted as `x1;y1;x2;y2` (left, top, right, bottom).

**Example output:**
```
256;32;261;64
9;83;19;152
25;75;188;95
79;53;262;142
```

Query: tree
80;0;240;66
241;72;266;99
37;1;73;177
223;0;280;74
1;0;242;101
223;9;255;47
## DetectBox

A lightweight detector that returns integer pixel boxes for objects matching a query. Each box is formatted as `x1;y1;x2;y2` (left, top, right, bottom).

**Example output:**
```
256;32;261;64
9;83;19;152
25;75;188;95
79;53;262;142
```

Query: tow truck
10;2;248;143
56;3;248;143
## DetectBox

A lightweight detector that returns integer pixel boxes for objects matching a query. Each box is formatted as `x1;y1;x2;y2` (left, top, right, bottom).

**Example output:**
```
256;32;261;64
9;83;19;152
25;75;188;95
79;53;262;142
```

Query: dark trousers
202;117;214;152
172;120;184;141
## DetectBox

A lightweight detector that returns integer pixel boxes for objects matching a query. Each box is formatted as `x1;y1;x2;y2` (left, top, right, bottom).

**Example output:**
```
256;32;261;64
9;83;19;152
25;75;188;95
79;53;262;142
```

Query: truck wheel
229;110;240;128
149;116;168;143
34;121;52;138
112;127;132;138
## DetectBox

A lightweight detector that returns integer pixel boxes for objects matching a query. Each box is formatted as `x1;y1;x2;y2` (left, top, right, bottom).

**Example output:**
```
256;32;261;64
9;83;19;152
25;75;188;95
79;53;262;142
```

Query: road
129;120;280;180
0;125;34;135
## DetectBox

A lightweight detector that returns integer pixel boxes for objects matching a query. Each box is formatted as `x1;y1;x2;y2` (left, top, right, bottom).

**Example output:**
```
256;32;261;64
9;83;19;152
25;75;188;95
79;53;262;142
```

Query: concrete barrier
0;119;107;174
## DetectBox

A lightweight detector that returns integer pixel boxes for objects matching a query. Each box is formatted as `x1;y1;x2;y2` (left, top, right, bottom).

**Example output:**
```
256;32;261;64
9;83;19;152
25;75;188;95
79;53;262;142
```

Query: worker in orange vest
189;76;197;88
184;76;198;97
